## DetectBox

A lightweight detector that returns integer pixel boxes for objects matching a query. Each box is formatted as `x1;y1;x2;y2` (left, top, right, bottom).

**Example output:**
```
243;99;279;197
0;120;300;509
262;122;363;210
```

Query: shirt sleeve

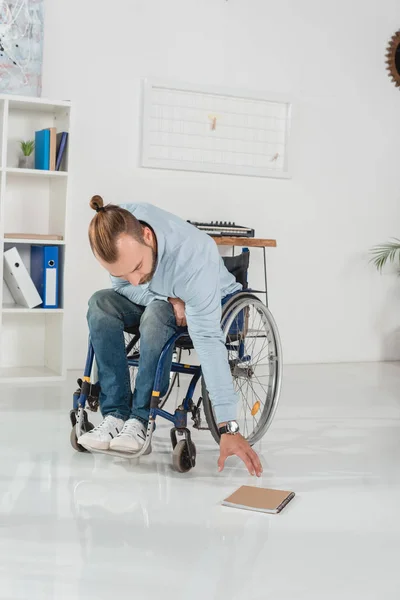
110;276;168;306
174;258;238;424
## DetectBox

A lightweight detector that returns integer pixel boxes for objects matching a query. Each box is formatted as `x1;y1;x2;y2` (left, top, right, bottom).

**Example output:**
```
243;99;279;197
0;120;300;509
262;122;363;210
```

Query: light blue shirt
110;203;241;423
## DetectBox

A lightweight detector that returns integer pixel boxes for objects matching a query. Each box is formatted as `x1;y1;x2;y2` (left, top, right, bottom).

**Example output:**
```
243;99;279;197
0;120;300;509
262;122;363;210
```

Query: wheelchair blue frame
148;330;201;428
74;324;205;431
73;296;249;431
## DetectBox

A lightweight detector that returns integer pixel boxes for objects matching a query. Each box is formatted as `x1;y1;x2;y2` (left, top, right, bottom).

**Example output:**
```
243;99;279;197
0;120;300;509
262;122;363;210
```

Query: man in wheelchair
78;195;263;477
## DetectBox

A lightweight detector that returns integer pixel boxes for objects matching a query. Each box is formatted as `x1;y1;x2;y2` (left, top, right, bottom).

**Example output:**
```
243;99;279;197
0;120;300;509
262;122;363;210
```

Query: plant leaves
369;238;400;272
20;140;35;156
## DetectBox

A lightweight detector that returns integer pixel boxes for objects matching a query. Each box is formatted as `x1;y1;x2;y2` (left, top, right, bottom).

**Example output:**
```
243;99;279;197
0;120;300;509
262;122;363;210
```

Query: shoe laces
120;420;144;437
91;416;118;432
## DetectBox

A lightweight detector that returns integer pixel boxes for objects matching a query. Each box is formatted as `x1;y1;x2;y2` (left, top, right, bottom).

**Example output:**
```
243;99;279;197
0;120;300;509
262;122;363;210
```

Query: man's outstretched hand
218;433;263;477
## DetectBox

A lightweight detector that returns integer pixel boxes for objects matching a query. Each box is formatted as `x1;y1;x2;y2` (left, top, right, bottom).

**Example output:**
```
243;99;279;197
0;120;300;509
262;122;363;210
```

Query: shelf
3;238;65;245
0;94;70;384
4;168;68;178
3;95;71;112
2;304;64;314
0;366;63;383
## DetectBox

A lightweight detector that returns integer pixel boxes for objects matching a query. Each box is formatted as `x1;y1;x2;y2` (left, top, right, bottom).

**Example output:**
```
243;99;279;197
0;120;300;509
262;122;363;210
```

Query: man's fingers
248;449;263;477
218;436;262;476
238;450;256;476
218;452;226;472
174;312;187;327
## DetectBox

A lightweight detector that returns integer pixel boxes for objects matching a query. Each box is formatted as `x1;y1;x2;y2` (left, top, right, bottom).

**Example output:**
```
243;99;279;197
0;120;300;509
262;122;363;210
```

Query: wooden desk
211;236;277;306
212;237;277;248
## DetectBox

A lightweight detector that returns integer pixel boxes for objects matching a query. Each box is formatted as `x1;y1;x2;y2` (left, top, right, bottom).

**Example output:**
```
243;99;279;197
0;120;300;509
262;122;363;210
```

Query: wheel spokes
225;299;279;442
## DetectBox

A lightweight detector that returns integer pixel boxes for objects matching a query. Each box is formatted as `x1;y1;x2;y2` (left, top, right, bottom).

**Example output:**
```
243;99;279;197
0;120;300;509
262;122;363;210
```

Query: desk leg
263;247;269;307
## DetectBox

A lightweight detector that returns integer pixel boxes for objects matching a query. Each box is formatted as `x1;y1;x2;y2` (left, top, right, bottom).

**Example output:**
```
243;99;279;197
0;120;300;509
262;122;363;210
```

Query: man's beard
139;246;157;285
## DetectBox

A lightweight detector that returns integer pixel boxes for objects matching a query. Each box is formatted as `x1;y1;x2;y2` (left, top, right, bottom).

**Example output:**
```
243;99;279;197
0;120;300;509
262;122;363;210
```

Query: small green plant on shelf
370;239;400;272
20;140;35;156
18;140;35;168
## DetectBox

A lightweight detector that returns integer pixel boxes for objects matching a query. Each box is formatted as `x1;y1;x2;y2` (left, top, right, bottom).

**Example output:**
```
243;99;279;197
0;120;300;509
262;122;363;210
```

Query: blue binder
30;245;59;308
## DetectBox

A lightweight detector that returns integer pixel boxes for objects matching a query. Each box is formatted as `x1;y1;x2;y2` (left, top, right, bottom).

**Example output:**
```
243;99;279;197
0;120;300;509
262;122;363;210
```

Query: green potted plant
370;239;400;271
18;140;35;169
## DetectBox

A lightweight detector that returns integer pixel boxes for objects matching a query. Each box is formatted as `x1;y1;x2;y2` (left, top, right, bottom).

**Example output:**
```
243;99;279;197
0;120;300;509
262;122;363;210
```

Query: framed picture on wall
141;78;293;179
0;0;44;97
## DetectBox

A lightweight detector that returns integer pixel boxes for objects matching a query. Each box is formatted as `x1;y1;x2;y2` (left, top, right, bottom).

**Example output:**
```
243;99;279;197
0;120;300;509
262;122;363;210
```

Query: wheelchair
70;249;283;473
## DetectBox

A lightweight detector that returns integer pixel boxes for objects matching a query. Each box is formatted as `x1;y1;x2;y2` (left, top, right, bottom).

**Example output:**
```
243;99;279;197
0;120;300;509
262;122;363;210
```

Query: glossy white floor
0;362;399;599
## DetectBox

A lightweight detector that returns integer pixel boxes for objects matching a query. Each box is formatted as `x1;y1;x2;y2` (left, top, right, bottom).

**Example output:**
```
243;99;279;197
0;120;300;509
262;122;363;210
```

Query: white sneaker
78;415;125;450
109;418;151;454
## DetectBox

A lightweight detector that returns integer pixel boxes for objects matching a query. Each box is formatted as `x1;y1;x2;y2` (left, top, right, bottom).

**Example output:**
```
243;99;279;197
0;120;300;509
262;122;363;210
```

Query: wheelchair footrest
78;445;152;458
69;408;90;428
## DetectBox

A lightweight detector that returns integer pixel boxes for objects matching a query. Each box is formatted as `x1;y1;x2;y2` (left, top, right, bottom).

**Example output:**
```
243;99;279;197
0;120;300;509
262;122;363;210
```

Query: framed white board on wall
141;79;292;179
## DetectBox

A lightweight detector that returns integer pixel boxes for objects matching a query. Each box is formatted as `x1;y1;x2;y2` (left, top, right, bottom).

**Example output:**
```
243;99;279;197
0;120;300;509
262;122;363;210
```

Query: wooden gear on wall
386;30;400;88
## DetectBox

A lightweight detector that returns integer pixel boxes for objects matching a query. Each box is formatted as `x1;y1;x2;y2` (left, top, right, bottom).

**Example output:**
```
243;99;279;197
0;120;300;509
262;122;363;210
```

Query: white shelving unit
0;94;71;383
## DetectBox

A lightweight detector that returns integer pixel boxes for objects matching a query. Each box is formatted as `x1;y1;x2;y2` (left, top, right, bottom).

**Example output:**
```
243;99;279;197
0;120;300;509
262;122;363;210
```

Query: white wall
41;0;400;368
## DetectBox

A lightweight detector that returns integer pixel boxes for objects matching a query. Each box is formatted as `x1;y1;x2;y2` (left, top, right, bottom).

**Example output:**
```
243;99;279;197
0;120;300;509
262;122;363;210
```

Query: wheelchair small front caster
172;439;196;473
70;422;94;453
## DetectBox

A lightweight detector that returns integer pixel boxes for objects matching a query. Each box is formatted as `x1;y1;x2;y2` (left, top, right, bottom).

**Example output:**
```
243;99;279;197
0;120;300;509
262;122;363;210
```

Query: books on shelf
48;127;56;171
34;128;68;172
4;233;64;241
35;129;50;171
56;132;68;171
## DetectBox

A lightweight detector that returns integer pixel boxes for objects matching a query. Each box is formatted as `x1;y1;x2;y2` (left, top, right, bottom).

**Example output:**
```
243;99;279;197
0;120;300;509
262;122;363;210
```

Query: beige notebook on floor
222;486;295;514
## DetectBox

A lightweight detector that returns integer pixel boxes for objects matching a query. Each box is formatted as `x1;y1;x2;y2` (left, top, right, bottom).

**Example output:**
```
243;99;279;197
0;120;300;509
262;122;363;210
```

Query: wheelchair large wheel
202;292;282;446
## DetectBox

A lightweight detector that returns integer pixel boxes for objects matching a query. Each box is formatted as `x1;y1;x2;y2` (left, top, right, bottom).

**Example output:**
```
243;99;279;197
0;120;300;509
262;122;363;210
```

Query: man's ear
143;226;153;245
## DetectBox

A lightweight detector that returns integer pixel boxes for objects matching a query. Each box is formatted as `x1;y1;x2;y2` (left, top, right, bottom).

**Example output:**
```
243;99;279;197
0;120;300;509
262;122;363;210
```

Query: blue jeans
87;290;179;424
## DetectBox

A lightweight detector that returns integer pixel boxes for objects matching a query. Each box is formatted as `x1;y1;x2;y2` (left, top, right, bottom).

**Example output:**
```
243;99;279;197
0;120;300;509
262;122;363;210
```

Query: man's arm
176;261;237;425
111;276;167;306
175;260;262;476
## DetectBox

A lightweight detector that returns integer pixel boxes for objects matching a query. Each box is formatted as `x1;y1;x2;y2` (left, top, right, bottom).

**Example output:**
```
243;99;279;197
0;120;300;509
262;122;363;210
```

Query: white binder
3;247;42;308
